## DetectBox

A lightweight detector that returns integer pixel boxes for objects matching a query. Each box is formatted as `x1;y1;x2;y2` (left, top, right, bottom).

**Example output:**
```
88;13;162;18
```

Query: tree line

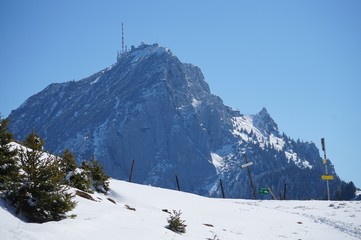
0;116;109;223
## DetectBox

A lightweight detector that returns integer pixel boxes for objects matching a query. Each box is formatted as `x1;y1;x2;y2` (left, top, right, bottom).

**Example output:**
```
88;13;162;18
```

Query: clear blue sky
1;1;360;188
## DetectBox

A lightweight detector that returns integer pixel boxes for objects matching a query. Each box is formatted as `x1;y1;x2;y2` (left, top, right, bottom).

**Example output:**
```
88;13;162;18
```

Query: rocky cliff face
8;43;342;199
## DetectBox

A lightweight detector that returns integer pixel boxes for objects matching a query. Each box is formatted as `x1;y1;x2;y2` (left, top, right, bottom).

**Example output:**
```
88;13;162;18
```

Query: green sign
259;188;269;195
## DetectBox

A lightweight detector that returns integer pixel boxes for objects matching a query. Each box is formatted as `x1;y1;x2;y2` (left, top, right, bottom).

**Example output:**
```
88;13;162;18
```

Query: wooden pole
268;187;277;200
175;175;181;191
219;179;225;198
283;182;287;200
128;159;135;182
243;154;256;199
321;138;330;201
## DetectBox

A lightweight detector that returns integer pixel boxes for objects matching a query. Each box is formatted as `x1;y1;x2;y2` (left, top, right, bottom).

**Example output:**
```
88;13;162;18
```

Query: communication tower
117;22;126;61
122;22;125;54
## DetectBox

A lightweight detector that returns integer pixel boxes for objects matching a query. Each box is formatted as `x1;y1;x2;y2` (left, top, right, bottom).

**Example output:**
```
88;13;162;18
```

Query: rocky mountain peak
8;44;343;199
252;107;279;136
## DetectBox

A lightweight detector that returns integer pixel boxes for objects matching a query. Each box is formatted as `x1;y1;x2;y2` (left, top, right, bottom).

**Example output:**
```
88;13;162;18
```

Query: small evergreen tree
59;149;77;175
82;155;110;193
71;164;92;193
64;154;110;194
166;210;187;233
0;117;20;198
58;149;92;192
14;131;76;223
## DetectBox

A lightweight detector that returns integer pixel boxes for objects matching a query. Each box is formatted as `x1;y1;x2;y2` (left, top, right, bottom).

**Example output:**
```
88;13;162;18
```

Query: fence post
220;179;225;198
175;175;181;191
283;182;287;200
128;159;135;182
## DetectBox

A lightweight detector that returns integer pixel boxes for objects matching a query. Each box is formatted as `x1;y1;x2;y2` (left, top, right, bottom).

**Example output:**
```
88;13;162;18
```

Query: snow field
1;179;360;240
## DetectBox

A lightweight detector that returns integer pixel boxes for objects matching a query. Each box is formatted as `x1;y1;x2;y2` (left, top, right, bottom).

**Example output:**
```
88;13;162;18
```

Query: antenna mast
117;22;126;61
122;22;125;53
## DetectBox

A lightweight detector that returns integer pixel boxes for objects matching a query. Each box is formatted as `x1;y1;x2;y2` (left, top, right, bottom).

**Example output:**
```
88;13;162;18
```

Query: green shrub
166;210;187;233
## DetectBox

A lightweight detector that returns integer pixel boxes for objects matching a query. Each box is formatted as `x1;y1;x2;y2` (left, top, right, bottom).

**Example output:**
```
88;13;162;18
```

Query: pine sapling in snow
166;210;187;233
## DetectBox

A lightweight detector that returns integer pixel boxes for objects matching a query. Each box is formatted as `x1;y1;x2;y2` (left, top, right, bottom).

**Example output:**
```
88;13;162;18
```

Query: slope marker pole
321;138;330;201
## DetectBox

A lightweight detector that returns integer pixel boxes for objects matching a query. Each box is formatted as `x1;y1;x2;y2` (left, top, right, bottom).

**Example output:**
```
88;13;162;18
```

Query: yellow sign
321;175;334;180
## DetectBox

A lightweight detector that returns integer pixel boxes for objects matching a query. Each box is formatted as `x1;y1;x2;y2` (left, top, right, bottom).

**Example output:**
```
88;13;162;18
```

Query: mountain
8;43;344;199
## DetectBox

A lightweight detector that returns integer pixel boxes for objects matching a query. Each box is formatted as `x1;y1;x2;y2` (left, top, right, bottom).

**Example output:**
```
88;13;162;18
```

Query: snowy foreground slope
1;180;360;240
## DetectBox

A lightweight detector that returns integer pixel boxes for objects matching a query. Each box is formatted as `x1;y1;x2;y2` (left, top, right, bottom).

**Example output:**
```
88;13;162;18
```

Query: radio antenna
122;22;125;53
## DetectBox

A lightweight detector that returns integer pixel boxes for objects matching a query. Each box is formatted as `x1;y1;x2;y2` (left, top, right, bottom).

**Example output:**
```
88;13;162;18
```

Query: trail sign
240;161;254;169
321;175;334;180
259;188;269;195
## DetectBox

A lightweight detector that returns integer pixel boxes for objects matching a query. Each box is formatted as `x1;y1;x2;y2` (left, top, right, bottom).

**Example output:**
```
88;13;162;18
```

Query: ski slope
1;179;360;240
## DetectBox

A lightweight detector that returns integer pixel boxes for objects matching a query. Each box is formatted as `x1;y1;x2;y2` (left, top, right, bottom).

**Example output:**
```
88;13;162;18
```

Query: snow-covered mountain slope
8;43;345;199
230;108;312;168
1;179;360;240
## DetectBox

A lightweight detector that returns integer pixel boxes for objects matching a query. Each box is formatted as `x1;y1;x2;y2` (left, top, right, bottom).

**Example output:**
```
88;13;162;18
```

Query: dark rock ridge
9;43;342;199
